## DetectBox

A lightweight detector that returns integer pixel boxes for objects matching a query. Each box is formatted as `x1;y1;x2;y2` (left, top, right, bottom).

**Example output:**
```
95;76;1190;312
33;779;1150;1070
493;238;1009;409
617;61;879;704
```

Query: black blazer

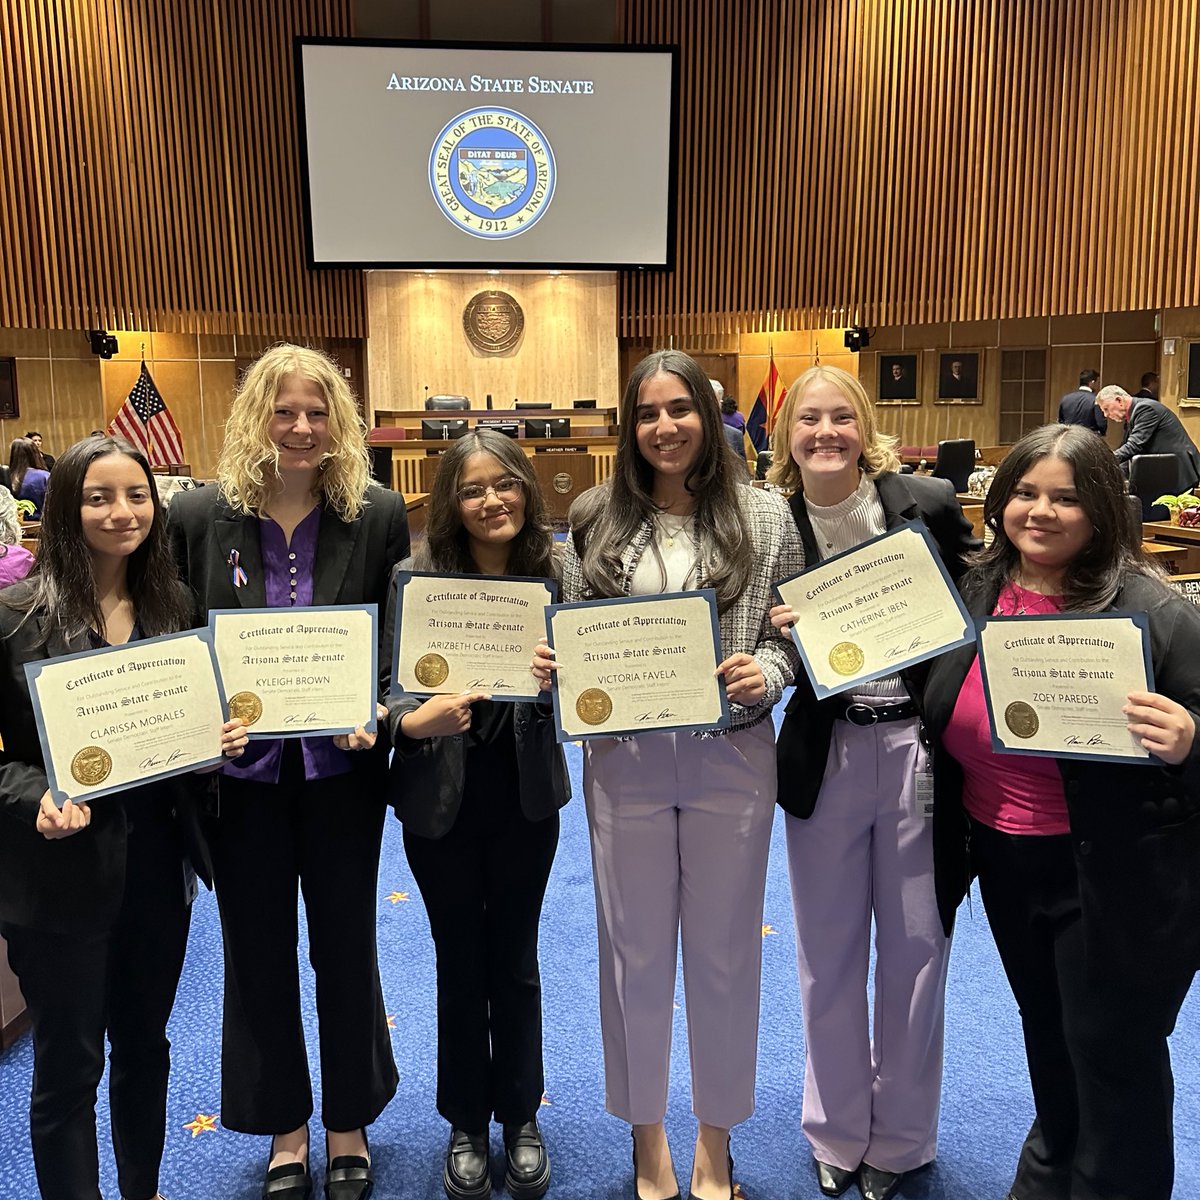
1057;388;1106;435
167;484;411;770
381;561;570;839
923;572;1200;982
0;585;211;935
775;472;981;819
1113;397;1200;492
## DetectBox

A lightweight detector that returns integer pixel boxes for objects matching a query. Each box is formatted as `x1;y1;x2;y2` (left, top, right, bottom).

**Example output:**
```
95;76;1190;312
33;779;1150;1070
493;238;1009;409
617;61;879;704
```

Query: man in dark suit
1134;371;1160;400
1098;384;1200;491
1057;369;1105;434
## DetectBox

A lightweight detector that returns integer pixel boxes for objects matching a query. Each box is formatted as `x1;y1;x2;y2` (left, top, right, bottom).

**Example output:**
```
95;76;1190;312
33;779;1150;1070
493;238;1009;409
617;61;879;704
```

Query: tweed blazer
562;483;803;730
924;571;1200;982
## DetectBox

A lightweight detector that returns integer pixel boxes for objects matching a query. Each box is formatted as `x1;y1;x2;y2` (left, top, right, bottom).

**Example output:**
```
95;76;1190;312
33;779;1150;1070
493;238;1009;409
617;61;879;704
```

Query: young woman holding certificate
534;350;802;1200
923;425;1200;1200
382;429;568;1200
168;345;409;1200
767;366;979;1200
0;435;247;1200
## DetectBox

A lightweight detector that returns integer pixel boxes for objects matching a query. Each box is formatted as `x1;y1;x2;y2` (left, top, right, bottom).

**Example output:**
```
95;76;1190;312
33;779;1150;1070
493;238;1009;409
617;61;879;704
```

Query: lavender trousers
786;715;950;1174
584;719;777;1128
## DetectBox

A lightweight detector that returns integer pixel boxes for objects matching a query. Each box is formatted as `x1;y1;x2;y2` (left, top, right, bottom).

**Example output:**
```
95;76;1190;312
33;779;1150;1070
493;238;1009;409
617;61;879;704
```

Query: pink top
0;543;35;591
942;581;1071;836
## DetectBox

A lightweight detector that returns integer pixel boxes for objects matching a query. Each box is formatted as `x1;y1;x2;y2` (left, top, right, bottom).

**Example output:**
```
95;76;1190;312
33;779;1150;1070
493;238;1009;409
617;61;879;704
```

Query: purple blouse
222;507;353;784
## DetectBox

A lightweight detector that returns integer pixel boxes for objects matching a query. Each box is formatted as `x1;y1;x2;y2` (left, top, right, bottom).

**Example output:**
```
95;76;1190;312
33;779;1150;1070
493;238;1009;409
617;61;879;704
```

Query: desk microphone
486;393;493;410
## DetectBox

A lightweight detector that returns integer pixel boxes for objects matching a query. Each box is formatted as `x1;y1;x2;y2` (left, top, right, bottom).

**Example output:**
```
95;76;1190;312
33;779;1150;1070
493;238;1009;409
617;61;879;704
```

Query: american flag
108;363;185;466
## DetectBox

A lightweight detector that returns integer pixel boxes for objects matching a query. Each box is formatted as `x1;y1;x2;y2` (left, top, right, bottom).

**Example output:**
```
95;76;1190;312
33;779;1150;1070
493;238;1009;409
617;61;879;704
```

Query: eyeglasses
456;475;524;507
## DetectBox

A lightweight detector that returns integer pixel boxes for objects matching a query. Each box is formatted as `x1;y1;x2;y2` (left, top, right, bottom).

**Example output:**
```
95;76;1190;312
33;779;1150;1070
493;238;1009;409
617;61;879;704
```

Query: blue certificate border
391;571;559;704
774;518;976;700
544;588;730;743
976;611;1156;764
208;604;379;739
24;627;226;806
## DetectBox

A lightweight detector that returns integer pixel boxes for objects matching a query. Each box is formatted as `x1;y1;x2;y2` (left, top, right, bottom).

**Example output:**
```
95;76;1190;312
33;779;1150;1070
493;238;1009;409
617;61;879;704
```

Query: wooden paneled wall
365;272;620;418
0;0;362;338
618;0;1200;341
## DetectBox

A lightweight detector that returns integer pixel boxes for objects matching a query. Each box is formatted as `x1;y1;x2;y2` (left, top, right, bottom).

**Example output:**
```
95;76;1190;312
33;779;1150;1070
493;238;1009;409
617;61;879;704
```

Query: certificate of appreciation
391;572;557;703
545;590;729;742
209;605;378;738
776;521;974;699
24;629;226;805
976;612;1154;763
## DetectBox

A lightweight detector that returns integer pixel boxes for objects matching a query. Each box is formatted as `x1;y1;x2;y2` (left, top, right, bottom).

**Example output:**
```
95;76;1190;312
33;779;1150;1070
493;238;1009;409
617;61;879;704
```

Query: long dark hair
574;349;752;611
8;437;45;497
415;429;557;579
966;423;1152;612
1;436;191;644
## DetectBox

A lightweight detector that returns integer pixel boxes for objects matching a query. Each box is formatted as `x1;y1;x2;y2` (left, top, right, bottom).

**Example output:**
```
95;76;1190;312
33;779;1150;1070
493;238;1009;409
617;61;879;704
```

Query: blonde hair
768;364;900;491
217;344;372;521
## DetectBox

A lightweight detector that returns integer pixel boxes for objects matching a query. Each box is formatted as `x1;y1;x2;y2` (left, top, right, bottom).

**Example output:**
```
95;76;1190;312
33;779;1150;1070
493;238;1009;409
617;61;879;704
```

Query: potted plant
1152;492;1200;526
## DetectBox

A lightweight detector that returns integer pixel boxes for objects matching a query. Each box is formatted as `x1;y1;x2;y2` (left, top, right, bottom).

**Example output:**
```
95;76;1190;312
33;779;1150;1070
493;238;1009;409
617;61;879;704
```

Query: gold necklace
655;512;694;549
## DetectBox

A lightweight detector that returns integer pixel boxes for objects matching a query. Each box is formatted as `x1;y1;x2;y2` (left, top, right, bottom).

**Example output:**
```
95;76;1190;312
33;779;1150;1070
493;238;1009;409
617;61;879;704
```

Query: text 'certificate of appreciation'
392;572;557;703
775;521;974;699
210;605;378;738
545;589;729;742
25;629;226;805
976;612;1154;763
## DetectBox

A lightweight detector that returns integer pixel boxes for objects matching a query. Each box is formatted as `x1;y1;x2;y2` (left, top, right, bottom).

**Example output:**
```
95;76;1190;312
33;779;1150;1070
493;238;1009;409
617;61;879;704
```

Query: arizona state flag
747;352;787;452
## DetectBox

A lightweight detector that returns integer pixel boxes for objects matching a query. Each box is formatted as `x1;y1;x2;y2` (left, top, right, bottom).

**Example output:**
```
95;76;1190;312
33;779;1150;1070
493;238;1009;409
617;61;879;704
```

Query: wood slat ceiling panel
618;0;1200;340
0;0;362;337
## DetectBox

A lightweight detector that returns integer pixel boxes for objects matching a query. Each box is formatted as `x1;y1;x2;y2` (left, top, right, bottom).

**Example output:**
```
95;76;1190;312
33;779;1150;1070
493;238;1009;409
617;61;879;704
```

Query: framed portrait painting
935;351;982;404
877;353;919;404
0;358;17;420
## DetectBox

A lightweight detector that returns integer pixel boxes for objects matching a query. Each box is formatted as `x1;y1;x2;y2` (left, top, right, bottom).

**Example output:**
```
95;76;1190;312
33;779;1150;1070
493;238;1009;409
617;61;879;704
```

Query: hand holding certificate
391;572;557;703
976;612;1154;762
24;629;227;804
209;605;378;738
775;521;974;698
545;590;729;741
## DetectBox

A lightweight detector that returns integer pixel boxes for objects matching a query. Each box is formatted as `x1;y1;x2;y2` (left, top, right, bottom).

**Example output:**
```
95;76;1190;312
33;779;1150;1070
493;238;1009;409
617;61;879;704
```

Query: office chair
931;439;976;494
425;395;470;411
1129;454;1181;520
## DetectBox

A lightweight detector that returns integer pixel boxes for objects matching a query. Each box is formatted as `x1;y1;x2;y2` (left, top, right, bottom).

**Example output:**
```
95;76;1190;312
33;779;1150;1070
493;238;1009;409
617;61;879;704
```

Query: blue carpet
1;705;1198;1199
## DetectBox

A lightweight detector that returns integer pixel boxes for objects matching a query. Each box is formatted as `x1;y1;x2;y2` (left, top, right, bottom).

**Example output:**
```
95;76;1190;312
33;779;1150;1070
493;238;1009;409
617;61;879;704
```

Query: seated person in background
0;486;36;589
24;432;55;471
8;438;49;519
1097;384;1200;492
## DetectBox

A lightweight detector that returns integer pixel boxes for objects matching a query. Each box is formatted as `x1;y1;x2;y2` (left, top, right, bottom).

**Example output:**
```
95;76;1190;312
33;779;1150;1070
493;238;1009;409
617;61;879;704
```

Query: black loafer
815;1158;858;1196
444;1129;491;1199
503;1120;551;1199
264;1161;313;1200
326;1153;373;1200
858;1164;904;1200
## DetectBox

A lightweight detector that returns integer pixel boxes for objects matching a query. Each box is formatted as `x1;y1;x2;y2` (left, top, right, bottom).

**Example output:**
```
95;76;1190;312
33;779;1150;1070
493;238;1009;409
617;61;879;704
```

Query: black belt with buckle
834;698;919;726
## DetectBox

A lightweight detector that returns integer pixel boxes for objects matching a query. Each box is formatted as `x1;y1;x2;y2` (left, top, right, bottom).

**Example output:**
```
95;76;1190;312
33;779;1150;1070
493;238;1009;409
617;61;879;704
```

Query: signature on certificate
139;749;186;770
1064;733;1110;748
635;709;679;723
468;678;514;690
884;636;931;661
283;712;325;727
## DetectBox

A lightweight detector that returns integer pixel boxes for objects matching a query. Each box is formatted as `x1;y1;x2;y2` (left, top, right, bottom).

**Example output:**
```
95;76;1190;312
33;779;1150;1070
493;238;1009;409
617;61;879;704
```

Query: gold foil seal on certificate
228;691;263;726
829;641;865;676
576;688;613;726
414;653;450;688
1004;701;1039;739
71;746;112;786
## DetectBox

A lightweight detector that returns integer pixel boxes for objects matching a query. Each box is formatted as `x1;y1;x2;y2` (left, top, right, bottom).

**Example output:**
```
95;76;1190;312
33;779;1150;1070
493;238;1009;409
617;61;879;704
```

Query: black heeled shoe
814;1157;858;1197
263;1131;313;1200
325;1130;374;1200
631;1130;681;1200
686;1136;734;1200
857;1164;905;1200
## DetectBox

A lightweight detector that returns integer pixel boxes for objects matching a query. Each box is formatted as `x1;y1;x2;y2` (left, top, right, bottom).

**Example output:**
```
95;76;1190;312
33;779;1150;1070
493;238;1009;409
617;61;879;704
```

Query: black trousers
970;819;1194;1200
403;788;559;1133
1;807;191;1200
212;760;398;1134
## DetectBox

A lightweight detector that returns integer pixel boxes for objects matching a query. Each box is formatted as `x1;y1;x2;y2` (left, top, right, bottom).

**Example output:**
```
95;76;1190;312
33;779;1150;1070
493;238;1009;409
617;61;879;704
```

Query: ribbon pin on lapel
228;549;248;589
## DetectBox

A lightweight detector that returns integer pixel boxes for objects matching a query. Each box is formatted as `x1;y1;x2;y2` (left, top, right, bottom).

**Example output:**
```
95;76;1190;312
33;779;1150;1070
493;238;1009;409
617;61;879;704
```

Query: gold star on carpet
733;1183;748;1198
762;924;778;937
183;1113;219;1138
385;891;410;904
386;1014;397;1028
540;1093;551;1106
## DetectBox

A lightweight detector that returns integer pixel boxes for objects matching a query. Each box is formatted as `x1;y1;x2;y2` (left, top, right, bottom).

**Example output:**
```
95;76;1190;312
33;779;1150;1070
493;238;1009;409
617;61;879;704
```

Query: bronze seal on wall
463;290;524;355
